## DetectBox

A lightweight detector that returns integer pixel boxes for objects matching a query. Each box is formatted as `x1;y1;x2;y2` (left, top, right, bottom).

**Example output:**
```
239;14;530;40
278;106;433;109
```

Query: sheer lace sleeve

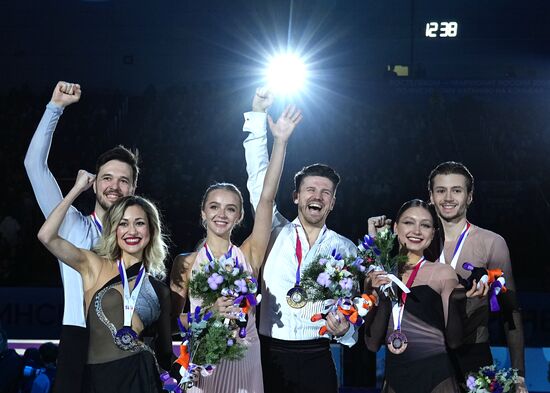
434;263;460;326
445;287;466;349
364;293;392;353
486;235;525;376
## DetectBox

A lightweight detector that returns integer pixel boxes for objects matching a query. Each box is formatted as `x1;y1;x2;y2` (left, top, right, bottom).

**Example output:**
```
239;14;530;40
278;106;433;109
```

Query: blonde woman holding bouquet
364;199;467;393
170;101;302;393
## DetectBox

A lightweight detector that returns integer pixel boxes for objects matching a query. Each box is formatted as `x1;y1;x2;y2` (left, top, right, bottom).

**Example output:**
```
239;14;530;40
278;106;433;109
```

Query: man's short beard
96;195;111;212
437;207;468;223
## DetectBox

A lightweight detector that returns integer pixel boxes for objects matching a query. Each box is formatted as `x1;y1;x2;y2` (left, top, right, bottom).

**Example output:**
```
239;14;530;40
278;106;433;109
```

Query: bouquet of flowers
358;228;408;301
189;249;261;338
301;249;376;335
162;306;246;392
466;365;518;393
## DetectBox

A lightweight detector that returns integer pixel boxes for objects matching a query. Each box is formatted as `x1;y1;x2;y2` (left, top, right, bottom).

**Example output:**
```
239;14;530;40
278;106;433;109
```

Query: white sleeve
24;103;65;217
24;103;93;327
24;103;87;236
242;111;288;229
335;323;359;347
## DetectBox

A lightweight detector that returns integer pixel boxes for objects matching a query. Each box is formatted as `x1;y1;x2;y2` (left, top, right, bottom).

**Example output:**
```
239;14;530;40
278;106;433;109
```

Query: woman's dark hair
395;199;443;262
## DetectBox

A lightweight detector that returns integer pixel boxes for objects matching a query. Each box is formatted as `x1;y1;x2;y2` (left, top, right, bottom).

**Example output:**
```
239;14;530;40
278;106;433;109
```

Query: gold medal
286;285;308;308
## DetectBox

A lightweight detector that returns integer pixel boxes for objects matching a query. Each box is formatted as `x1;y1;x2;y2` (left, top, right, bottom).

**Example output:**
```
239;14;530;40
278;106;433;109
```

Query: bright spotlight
266;53;307;96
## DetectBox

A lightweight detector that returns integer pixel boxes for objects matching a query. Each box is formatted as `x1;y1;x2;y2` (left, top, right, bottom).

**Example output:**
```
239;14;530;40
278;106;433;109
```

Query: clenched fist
51;81;81;108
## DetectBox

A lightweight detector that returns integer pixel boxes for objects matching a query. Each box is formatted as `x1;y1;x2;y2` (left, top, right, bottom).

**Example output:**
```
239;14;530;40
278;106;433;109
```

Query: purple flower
339;278;354;291
207;273;224;290
491;381;503;393
227;338;234;347
352;257;366;272
363;235;375;248
319;258;329;265
194;306;202;321
234;278;248;294
466;376;476;390
317;272;332;287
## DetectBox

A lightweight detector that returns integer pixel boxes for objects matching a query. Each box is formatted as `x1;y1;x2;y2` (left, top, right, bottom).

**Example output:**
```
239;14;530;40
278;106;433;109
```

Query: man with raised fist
24;81;139;393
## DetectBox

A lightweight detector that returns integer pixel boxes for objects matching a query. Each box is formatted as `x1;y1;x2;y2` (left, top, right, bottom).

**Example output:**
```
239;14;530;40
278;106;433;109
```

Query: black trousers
260;335;338;393
53;325;89;393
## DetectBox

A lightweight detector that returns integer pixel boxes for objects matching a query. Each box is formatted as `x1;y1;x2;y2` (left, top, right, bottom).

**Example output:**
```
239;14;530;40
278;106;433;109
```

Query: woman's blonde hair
94;196;168;279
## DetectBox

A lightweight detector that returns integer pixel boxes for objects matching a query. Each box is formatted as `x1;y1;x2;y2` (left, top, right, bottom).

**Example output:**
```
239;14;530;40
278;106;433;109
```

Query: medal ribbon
90;211;103;233
117;259;146;327
392;257;425;331
439;222;471;269
294;227;303;286
203;243;235;265
292;224;328;286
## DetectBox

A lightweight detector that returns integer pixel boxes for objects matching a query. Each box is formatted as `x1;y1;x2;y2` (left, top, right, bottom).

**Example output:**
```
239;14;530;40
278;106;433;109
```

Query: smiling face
93;159;135;211
294;175;336;228
430;173;472;223
201;189;243;238
116;204;150;259
394;206;435;256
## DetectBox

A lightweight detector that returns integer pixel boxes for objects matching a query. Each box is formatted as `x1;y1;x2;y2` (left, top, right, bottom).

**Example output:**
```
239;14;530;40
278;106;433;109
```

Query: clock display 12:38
425;21;458;38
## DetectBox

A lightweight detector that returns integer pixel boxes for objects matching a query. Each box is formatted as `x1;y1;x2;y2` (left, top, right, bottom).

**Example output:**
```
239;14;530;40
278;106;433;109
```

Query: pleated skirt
188;330;263;393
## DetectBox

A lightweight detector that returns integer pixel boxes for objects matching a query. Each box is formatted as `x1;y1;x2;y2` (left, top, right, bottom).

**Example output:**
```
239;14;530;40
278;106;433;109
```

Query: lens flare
266;53;307;95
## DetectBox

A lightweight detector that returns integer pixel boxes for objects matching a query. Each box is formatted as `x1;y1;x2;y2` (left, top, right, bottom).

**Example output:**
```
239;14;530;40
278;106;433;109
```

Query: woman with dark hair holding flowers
170;104;301;393
364;199;466;393
38;172;172;393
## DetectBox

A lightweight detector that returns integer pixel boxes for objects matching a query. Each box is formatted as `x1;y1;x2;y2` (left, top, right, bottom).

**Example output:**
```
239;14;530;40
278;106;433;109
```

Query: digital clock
425;21;458;38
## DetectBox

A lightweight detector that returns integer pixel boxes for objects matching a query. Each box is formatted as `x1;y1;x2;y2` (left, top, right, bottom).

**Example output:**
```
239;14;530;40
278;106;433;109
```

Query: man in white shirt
243;89;357;393
24;81;139;393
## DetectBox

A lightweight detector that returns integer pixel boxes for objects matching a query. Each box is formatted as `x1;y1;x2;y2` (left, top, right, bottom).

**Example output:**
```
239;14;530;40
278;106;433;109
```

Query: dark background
1;0;550;386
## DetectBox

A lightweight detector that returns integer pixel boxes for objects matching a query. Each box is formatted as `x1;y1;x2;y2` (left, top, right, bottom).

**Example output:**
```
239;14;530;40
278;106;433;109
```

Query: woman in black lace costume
364;200;466;393
38;170;172;393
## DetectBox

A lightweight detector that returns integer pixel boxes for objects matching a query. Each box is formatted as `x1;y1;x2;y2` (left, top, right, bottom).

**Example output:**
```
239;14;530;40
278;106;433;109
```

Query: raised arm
24;81;81;218
367;215;393;237
37;170;97;278
243;105;302;274
243;88;289;229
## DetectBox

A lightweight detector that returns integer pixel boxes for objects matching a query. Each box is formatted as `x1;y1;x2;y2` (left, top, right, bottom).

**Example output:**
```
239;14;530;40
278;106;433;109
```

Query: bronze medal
386;330;408;354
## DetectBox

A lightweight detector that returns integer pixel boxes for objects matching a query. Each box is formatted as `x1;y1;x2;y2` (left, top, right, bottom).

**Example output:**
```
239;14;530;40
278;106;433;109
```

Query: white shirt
243;111;357;346
24;103;101;327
